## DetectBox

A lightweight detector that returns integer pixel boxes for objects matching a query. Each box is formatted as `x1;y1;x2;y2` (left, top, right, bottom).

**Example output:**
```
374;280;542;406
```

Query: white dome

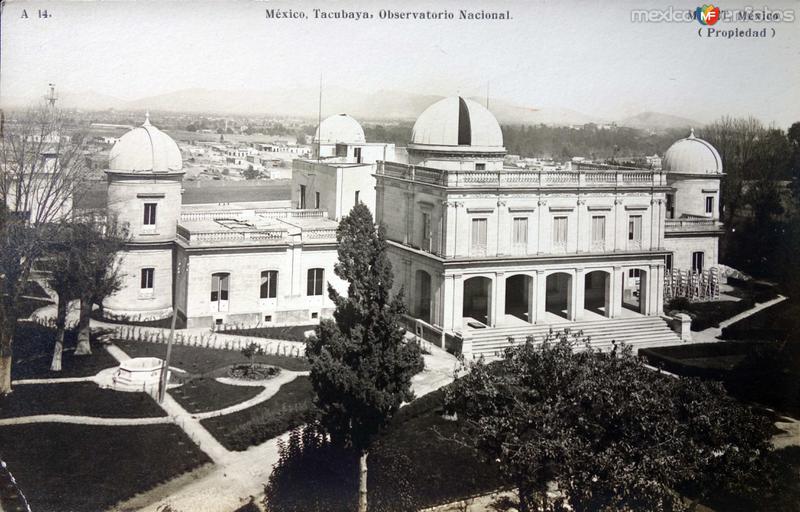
108;114;182;173
314;114;365;144
410;97;504;150
663;130;722;175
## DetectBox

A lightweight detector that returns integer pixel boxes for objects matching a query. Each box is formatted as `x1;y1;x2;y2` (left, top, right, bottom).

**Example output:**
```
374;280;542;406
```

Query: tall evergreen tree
306;203;424;512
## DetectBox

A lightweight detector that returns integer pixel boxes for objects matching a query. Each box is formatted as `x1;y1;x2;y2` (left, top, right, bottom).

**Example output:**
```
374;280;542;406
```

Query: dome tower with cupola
663;129;724;220
103;114;184;321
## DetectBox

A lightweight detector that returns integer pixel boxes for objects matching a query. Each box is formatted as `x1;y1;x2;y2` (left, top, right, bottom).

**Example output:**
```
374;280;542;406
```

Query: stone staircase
462;316;682;359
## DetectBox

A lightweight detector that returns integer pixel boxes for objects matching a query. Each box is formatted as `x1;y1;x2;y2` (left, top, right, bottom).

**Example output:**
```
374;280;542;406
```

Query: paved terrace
176;206;338;247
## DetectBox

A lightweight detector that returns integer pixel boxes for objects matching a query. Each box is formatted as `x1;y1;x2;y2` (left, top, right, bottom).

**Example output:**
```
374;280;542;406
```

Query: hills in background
1;87;698;131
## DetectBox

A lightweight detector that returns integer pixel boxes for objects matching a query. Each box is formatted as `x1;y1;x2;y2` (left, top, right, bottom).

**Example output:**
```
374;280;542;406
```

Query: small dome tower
102;114;184;321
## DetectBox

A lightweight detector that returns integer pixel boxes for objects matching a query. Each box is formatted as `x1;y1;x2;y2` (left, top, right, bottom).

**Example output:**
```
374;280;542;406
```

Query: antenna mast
317;73;323;162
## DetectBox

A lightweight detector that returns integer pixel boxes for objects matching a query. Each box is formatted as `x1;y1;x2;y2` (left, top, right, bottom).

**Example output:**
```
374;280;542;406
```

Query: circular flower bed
227;363;281;380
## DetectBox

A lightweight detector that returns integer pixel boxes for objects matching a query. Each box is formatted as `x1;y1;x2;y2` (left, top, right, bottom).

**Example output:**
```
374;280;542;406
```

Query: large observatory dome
410;96;504;152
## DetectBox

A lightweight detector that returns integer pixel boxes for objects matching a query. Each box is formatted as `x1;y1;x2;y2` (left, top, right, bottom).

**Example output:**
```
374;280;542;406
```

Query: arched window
260;271;278;299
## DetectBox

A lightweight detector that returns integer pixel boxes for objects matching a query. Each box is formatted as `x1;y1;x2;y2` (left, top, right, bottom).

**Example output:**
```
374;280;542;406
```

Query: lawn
665;281;780;332
371;388;506;509
722;297;799;341
12;323;119;380
642;341;800;418
115;339;310;373
218;324;317;342
91;309;185;329
201;376;315;451
0;382;165;419
0;423;211;512
168;377;264;414
15;297;53;319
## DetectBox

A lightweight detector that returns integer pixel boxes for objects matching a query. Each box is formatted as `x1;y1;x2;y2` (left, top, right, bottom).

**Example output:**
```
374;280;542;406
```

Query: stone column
572;268;585;321
452;274;464;331
492;272;506;326
535;270;547;324
441;274;455;332
609;266;623;318
527;273;536;324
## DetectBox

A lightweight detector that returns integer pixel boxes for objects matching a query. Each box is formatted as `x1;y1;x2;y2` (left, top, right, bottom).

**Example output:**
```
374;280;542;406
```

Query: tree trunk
51;297;67;371
0;320;15;394
358;450;368;512
74;296;92;355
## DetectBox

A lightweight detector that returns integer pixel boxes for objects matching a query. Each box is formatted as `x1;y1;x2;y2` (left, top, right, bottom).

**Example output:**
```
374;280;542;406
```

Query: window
264;315;272;323
591;216;606;249
629;268;641;278
143;203;157;226
665;254;673;272
705;196;714;215
471;218;488;256
475;163;486;171
299;185;306;209
666;194;675;219
553;216;568;249
354;190;360;204
335;144;348;157
354;147;362;163
692;252;705;273
260;270;278;299
140;268;154;290
315;192;321;209
420;212;431;251
210;272;230;311
628;215;642;247
307;268;324;296
512;217;528;252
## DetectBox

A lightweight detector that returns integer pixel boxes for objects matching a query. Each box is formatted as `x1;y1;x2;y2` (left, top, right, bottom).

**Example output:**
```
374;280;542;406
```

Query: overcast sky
2;0;799;126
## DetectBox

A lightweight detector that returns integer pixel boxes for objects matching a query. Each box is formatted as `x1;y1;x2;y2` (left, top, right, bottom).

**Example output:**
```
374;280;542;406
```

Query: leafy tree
240;341;264;375
445;331;773;512
242;165;259;180
305;202;424;512
0;103;90;392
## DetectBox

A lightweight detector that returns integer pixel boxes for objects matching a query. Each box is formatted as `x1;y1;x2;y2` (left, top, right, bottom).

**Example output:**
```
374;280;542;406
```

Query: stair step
463;316;681;357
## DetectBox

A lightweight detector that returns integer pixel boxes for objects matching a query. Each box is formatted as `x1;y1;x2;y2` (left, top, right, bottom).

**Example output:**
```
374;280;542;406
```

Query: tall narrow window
553;216;568;250
512;217;528;253
354;147;363;164
591;216;606;250
354;190;360;204
420;212;431;251
471;218;488;256
307;268;324;296
210;273;230;312
692;252;705;273
628;215;642;248
705;196;714;215
140;268;154;290
260;270;278;299
665;254;673;272
666;194;675;219
143;203;157;226
315;192;321;209
299;185;307;209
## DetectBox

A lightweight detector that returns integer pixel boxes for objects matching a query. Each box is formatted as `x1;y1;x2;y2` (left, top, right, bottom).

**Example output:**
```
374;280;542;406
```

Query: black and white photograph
0;0;799;510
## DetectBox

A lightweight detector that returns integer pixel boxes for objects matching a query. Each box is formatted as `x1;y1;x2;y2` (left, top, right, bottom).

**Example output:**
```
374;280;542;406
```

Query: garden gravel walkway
0;415;171;427
193;371;308;420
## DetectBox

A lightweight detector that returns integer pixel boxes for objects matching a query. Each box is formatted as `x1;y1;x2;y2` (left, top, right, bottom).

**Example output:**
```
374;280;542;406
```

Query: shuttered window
512;217;528;253
553;216;568;249
591;216;606;249
628;215;642;247
471;218;488;256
